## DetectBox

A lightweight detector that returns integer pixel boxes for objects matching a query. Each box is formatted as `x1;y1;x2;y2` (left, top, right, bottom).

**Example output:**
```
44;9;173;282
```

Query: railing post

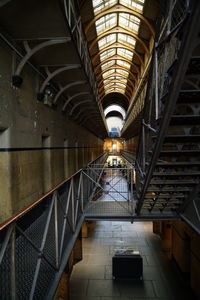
54;192;59;268
71;178;75;232
11;224;16;300
131;168;134;215
142;120;146;172
154;43;159;120
167;0;173;35
80;172;84;212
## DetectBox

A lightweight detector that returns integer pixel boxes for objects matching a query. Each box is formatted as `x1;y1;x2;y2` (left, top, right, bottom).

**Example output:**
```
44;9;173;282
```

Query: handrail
0;151;108;300
0;152;107;231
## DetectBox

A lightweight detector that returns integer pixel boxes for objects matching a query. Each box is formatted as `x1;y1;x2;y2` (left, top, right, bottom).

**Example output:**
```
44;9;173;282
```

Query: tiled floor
70;221;195;300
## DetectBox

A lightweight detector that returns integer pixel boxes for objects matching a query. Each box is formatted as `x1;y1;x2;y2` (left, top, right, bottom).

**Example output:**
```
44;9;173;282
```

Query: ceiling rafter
85;4;155;36
92;42;144;65
96;65;137;81
94;55;140;73
89;27;149;53
99;80;133;94
98;76;135;89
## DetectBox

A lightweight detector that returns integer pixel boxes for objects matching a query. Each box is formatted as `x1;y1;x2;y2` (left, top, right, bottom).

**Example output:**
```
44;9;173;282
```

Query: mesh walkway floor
85;201;134;219
84;166;135;219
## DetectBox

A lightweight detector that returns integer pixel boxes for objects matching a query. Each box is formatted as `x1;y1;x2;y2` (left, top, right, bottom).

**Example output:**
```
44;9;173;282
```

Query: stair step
159;150;200;156
156;162;200;167
186;56;200;74
178;90;200;103
147;187;192;192
153;172;200;177
164;135;200;143
144;194;185;199
150;180;196;185
170;115;200;125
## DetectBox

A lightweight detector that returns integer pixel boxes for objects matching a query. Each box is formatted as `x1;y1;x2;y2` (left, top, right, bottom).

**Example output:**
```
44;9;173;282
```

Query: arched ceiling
80;0;156;119
106;111;124;119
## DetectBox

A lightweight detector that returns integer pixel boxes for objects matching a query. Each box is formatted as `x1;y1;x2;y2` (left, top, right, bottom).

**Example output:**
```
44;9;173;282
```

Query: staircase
135;1;200;222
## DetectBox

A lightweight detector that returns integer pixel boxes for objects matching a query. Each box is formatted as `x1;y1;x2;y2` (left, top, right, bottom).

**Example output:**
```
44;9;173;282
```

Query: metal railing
0;152;108;299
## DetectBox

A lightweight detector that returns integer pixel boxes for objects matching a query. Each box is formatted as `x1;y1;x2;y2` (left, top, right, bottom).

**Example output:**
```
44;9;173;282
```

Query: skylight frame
93;0;118;15
98;34;117;50
119;13;141;33
119;0;144;12
95;13;117;34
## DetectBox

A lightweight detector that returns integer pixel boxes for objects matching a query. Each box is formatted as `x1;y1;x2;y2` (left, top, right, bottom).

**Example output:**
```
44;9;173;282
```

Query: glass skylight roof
92;0;145;97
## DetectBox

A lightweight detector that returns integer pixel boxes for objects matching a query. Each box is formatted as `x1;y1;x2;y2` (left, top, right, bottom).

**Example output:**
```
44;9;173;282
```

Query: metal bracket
53;80;86;104
70;100;92;115
12;38;71;87
142;120;157;133
37;65;81;101
62;92;91;111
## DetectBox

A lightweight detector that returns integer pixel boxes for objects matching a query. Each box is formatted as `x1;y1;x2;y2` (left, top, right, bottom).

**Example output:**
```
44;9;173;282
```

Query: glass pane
118;33;136;47
117;48;133;60
119;0;145;12
98;34;117;49
96;13;117;34
119;13;140;33
100;48;116;61
101;60;116;70
93;0;118;15
117;59;131;69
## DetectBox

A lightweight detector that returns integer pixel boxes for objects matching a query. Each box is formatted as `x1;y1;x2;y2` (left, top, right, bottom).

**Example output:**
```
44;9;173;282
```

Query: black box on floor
112;248;143;280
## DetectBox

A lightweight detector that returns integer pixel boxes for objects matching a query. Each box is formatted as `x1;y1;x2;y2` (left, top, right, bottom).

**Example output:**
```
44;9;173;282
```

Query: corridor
70;220;194;300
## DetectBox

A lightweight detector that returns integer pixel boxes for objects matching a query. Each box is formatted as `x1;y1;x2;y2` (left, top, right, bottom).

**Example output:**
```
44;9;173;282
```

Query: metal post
80;173;84;212
11;225;16;300
29;195;55;300
167;0;173;35
71;178;75;232
54;193;59;268
131;168;134;215
142;120;146;171
154;43;159;120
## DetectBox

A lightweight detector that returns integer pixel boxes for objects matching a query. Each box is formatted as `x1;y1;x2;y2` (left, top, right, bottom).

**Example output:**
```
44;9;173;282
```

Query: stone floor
69;221;195;300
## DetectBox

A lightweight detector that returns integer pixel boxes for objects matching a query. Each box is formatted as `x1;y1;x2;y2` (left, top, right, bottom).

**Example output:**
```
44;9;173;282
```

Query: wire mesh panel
84;161;135;219
0;152;108;299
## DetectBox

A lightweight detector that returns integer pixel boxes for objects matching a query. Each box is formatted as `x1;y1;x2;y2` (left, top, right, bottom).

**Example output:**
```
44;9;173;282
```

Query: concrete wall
0;40;103;223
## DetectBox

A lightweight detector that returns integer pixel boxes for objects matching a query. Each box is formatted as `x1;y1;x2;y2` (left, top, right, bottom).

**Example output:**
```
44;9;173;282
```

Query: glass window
93;0;118;15
118;33;136;47
117;59;131;69
119;13;140;33
98;34;117;49
119;0;145;12
96;13;117;34
100;48;116;61
117;47;133;60
101;60;115;70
